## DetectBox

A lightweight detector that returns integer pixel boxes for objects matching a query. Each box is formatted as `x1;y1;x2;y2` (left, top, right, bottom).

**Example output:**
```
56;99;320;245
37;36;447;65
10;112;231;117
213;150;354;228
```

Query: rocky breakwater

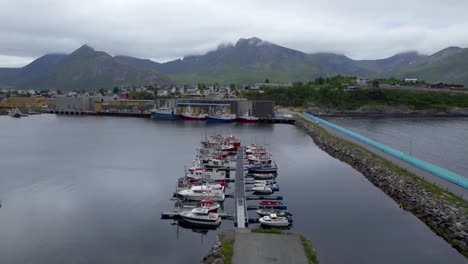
295;116;468;257
306;105;468;117
203;230;234;264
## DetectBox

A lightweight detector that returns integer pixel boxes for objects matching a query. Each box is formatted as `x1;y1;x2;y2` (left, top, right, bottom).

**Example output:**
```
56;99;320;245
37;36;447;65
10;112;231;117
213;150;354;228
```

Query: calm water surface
324;116;468;177
0;114;464;263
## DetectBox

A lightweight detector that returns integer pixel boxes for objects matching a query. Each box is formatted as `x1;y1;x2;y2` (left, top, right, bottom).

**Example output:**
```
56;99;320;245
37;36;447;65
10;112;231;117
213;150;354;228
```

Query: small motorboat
256;209;292;217
179;208;221;227
248;165;278;174
253;182;279;191
258;201;287;209
251;185;273;194
259;213;291;227
178;186;225;202
249;173;276;180
253;180;276;184
178;198;221;213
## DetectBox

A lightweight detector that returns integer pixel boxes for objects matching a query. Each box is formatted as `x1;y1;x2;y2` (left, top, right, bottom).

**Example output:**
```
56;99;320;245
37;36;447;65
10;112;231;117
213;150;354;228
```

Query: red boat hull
238;117;260;123
181;114;206;120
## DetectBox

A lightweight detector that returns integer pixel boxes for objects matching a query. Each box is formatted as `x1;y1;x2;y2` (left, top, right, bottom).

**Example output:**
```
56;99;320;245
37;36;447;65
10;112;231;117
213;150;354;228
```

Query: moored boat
181;106;206;120
251;185;273;194
248;163;278;173
179;208;221;227
178;186;225;201
206;111;236;123
248;173;276;180
151;107;179;120
256;209;292;217
238;114;260;123
259;213;291;227
177;198;221;213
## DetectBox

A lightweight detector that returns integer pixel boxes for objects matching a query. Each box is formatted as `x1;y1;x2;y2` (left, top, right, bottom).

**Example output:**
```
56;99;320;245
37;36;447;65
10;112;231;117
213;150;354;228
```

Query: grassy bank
221;239;234;264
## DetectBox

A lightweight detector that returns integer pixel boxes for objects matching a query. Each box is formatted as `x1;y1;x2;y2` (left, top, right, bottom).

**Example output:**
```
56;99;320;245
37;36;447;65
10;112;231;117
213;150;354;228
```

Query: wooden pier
235;146;248;228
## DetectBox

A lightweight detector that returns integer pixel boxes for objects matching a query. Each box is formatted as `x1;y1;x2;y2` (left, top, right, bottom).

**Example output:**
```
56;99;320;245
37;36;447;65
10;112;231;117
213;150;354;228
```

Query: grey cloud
1;0;468;67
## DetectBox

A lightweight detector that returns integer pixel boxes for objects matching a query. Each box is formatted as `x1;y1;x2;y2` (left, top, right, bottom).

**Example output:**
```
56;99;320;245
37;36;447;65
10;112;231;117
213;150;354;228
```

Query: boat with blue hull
151;107;180;120
206;114;236;123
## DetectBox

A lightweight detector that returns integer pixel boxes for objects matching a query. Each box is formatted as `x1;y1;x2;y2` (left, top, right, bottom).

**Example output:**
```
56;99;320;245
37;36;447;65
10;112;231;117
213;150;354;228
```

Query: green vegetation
129;91;154;100
298;115;468;209
221;239;234;264
251;227;285;234
300;235;320;264
244;76;468;109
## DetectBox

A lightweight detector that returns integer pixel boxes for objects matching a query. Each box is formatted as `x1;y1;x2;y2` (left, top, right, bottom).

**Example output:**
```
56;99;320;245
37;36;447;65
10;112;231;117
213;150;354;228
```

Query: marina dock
235;146;248;228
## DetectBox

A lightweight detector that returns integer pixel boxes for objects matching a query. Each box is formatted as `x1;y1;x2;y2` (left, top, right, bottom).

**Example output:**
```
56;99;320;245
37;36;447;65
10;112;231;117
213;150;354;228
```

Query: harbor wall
294;116;468;256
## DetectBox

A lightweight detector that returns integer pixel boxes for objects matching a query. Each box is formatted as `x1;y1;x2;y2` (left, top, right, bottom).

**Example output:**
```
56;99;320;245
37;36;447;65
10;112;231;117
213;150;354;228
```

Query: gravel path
232;230;309;264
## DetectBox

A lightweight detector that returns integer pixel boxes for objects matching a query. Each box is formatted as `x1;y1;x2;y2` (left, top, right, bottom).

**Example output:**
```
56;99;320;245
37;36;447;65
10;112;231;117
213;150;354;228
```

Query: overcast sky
1;0;468;67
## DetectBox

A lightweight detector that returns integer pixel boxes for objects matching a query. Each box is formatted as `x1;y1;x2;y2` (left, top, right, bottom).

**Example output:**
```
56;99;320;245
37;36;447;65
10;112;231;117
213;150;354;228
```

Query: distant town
0;76;466;118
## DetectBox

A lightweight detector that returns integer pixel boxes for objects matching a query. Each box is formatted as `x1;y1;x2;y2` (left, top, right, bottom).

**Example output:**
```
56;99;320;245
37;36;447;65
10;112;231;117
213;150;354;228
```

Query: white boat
178;186;225;202
179;208;221;226
259;213;291;227
256;209;291;217
249;173;275;179
177;198;221;213
252;185;273;194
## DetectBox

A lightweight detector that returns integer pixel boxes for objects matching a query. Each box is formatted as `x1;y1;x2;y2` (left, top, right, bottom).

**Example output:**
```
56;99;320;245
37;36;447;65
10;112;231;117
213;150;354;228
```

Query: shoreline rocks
294;117;468;257
202;230;234;264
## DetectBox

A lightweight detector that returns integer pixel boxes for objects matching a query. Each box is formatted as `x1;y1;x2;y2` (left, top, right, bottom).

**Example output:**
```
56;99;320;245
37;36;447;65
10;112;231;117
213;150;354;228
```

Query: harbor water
323;116;468;177
0;114;465;263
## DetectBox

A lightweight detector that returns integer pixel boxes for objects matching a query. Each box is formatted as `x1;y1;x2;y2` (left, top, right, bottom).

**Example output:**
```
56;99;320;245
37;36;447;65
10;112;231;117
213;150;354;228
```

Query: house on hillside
404;78;418;83
355;78;369;86
341;83;357;93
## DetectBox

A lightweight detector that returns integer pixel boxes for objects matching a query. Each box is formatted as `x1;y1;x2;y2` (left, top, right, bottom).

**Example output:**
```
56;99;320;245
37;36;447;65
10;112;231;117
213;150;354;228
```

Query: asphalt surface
299;113;468;199
232;230;309;264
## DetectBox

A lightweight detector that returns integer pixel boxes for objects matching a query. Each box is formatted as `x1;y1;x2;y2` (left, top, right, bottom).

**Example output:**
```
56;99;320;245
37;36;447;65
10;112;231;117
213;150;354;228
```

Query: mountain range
1;37;468;90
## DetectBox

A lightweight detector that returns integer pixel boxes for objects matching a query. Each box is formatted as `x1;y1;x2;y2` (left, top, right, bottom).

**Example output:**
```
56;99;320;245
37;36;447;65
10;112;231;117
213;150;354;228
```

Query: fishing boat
259;213;291;227
179;208;221;227
150;106;179;120
181;106;206;120
238;114;260;123
178;186;225;202
8;108;22;118
206;110;236;123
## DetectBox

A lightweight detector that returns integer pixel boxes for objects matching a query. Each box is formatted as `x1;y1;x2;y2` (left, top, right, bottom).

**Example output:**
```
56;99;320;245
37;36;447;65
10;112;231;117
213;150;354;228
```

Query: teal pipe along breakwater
302;112;468;189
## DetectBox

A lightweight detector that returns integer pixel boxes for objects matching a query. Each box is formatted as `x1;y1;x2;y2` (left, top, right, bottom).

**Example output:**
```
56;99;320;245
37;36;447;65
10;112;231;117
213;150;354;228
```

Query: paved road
298;113;468;199
232;230;309;264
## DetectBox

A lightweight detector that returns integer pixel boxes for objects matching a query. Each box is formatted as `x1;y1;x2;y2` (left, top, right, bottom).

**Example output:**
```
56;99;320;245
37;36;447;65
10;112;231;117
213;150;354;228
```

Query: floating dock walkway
235;146;248;228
